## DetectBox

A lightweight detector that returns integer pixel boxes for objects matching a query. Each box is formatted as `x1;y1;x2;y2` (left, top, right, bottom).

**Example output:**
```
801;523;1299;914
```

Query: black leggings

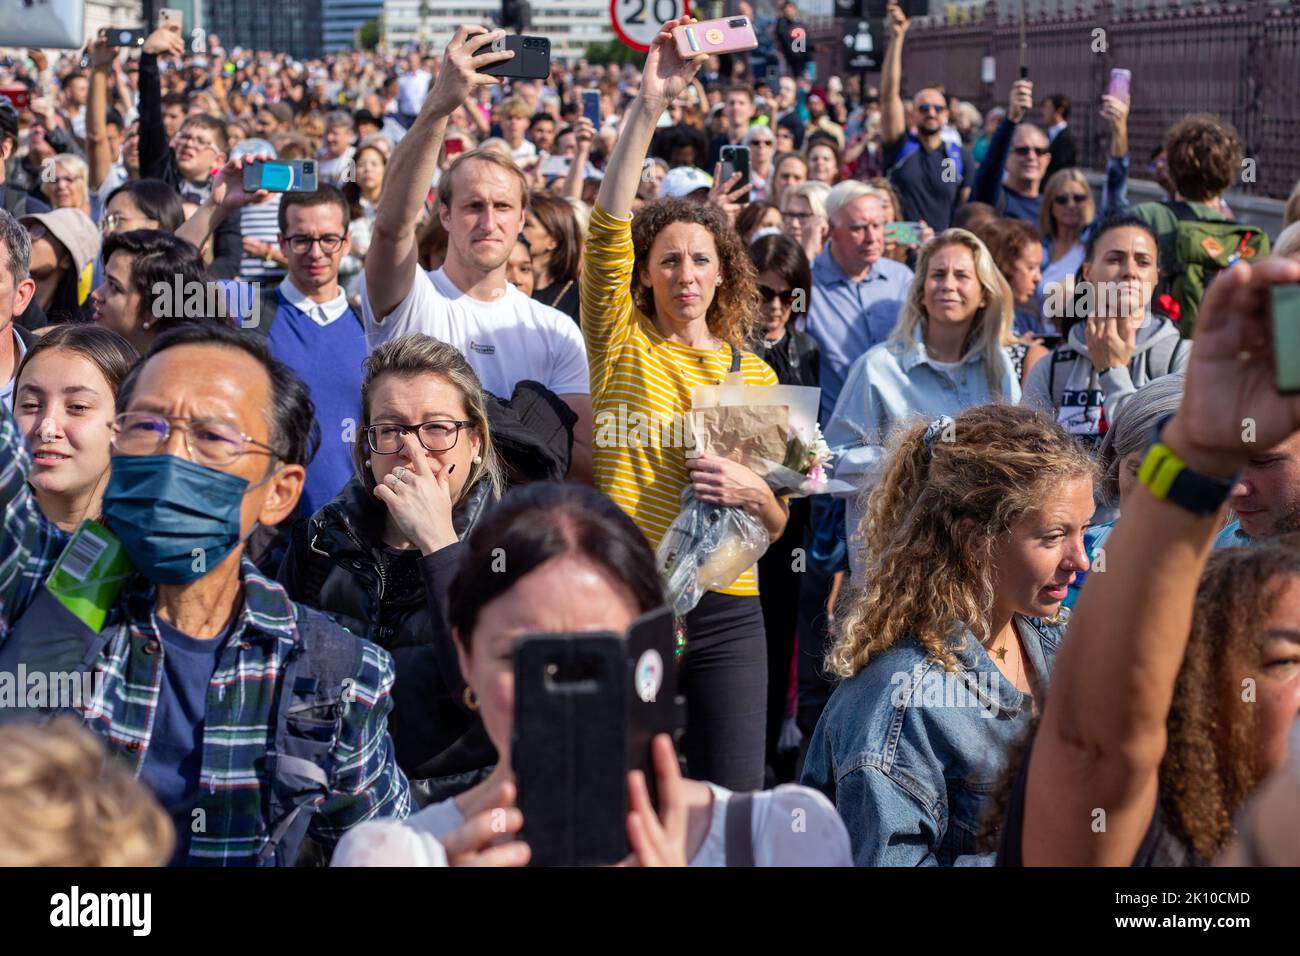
679;590;768;792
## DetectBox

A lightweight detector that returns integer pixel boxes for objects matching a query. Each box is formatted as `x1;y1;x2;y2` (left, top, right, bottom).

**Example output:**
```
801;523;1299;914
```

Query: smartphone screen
1107;68;1132;106
444;137;464;158
0;88;30;111
582;89;601;128
1271;283;1300;393
720;145;751;201
885;221;923;246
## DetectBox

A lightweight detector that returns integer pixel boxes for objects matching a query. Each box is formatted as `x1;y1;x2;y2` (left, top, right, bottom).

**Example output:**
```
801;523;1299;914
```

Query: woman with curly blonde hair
801;403;1095;865
582;17;787;791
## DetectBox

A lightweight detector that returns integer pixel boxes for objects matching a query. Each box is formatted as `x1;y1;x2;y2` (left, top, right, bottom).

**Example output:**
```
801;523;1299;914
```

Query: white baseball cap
660;166;713;199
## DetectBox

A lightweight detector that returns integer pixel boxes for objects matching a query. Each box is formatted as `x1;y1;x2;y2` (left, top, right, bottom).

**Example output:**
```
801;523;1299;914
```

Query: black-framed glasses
111;412;280;466
285;233;346;254
759;285;796;305
366;420;472;455
1012;146;1051;157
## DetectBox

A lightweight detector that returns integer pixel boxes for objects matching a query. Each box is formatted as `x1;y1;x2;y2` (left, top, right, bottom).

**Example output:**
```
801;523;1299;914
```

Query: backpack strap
729;344;742;373
257;606;364;866
725;791;756;867
1047;347;1076;406
1165;200;1199;223
1142;326;1182;383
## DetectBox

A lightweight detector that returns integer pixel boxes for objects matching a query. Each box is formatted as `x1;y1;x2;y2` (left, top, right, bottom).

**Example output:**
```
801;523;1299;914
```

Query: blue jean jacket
800;614;1065;866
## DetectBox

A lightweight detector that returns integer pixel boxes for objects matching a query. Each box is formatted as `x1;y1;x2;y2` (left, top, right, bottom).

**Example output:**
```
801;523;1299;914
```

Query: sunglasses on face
916;103;945;114
1012;146;1051;157
759;285;796;305
1053;192;1090;206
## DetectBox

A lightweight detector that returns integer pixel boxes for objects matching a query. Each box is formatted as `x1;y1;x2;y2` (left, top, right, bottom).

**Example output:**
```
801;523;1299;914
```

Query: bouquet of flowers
657;383;851;618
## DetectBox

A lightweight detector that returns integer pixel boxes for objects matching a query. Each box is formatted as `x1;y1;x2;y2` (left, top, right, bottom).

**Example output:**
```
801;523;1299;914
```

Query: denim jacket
800;613;1066;866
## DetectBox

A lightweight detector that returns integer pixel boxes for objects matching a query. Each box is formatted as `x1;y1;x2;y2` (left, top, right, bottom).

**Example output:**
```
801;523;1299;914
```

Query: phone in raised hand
673;17;758;59
719;144;751;202
1107;68;1131;106
243;159;319;193
1271;283;1300;393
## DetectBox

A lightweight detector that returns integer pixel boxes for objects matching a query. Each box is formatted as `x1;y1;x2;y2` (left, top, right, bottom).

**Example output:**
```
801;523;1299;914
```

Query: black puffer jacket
278;475;497;802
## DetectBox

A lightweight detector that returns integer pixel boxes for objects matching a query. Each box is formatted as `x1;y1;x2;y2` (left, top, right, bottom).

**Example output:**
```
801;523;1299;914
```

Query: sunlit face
808;144;837;185
639;221;720;329
162;103;188;139
1236;577;1300;778
501;112;530;147
1230;433;1300;539
747;132;775;172
753;206;783;237
989;476;1094;620
828;194;885;275
772;157;807;208
776;125;795;153
781;195;815;244
281;201;350;295
1006;124;1049;189
324;122;353;157
90;250;144;348
914;88;948;135
1050;177;1093;231
355;148;385;191
1008;241;1042;306
14;348;116;500
725;91;754;129
455;555;640;770
440;158;526;276
46;164;85;210
505;239;534;296
103;191;159;237
174;121;225;181
366;372;480;506
922;243;984;328
529;118;556;152
1081;225;1158;321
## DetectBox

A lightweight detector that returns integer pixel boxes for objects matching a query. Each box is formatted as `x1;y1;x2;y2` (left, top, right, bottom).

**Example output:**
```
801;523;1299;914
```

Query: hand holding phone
1107;68;1132;107
719;144;751;204
243;159;319;193
673;17;759;59
105;28;147;49
885;221;923;246
581;88;601;128
478;35;551;81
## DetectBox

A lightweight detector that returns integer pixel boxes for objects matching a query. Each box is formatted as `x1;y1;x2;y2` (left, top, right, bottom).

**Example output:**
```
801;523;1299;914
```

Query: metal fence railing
807;0;1299;200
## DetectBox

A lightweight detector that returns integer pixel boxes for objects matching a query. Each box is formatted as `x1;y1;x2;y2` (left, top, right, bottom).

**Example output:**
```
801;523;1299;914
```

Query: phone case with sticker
674;17;759;59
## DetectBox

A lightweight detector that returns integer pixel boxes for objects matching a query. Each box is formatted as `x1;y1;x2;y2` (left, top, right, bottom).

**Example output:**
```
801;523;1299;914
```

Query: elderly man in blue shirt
805;181;914;426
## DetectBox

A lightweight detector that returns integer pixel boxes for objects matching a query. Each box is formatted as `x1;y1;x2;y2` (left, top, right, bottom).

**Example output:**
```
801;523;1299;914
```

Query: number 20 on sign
611;0;694;53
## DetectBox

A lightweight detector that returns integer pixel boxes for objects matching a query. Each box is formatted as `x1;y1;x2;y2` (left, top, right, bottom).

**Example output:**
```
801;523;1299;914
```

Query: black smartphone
479;34;551;81
243;159;319;193
1271;283;1300;393
581;88;601;128
720;144;751;201
106;28;147;49
513;632;629;866
513;607;683;867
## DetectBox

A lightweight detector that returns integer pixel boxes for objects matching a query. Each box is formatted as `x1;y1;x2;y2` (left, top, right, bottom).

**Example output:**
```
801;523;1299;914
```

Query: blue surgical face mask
101;454;252;585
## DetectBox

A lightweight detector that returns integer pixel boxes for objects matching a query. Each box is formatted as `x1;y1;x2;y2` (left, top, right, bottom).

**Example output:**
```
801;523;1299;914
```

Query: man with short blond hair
363;25;592;481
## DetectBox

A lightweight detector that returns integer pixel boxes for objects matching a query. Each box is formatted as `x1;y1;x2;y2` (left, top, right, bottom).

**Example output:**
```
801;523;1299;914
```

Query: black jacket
755;327;820;388
278;474;498;802
1045;125;1077;183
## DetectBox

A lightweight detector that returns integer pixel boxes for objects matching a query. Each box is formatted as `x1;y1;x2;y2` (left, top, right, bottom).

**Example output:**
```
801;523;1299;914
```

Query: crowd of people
0;2;1298;868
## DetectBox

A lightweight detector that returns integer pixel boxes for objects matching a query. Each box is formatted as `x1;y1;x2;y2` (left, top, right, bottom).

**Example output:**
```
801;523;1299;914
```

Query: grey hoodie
1022;313;1190;448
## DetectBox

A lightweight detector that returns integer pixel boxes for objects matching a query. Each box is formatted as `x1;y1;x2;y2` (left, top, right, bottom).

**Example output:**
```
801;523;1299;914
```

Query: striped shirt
581;206;778;596
238;196;287;284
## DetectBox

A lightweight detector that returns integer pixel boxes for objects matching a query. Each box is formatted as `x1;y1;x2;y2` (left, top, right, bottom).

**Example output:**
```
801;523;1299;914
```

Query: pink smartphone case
674;18;759;59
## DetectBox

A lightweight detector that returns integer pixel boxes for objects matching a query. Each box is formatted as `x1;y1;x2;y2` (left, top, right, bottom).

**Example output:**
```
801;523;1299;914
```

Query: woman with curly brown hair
995;255;1300;865
582;17;787;791
800;404;1096;865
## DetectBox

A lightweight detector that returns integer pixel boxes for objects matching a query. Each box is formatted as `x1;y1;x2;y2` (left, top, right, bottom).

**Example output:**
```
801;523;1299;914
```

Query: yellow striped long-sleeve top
580;205;778;597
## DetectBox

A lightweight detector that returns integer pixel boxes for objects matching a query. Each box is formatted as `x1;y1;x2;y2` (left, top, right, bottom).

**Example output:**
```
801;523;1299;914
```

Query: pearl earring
365;458;372;468
716;276;722;286
141;320;151;330
473;455;483;464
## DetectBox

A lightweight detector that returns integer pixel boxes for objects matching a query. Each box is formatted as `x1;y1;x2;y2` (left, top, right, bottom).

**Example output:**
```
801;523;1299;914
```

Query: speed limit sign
610;0;694;53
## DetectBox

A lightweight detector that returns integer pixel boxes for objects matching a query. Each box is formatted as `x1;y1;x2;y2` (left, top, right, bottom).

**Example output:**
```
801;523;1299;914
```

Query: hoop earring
463;686;479;711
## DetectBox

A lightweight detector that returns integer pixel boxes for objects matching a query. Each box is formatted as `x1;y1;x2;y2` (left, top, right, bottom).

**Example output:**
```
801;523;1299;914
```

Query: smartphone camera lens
729;18;746;27
303;162;315;172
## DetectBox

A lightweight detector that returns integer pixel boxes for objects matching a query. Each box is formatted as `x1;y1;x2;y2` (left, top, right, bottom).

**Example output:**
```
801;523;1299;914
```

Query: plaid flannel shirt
0;405;410;865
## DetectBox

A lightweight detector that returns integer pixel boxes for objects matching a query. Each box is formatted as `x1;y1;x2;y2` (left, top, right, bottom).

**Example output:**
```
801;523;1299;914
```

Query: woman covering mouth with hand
13;325;138;531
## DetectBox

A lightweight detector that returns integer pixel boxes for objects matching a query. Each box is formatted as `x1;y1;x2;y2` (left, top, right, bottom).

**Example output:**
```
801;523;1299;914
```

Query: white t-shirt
359;266;589;399
397;70;432;115
329;782;852;867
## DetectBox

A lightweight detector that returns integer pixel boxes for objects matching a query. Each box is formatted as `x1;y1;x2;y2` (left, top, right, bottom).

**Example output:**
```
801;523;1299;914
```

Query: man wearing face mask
0;323;410;865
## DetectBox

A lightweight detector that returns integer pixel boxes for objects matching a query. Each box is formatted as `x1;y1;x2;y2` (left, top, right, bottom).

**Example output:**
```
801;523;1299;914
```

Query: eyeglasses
100;213;151;233
1053;192;1090;206
783;211;814;222
173;133;217;151
111;412;280;467
1012;146;1051;157
284;233;346;254
750;139;774;147
916;103;945;114
366;420;472;455
759;285;796;305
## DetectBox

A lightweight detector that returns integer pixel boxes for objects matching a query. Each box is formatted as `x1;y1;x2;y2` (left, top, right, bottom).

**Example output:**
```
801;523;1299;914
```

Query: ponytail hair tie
922;415;954;449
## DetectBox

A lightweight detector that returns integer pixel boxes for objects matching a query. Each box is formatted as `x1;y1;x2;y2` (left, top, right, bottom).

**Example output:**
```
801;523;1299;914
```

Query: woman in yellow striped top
580;17;788;791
